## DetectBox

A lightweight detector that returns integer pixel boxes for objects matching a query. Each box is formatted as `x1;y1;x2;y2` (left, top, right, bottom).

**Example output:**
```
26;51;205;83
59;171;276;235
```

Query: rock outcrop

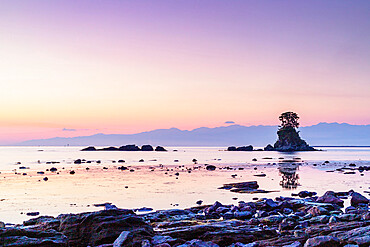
273;127;316;152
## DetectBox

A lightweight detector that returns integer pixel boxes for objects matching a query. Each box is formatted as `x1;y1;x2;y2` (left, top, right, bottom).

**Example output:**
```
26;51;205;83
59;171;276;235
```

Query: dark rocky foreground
1;190;369;247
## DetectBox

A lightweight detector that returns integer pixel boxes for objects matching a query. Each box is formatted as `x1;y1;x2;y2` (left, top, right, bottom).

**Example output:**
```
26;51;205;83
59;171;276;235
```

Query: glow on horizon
0;1;369;144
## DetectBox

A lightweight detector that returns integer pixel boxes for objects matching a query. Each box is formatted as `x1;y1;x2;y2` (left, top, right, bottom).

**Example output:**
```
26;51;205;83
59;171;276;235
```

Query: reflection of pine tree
279;165;299;189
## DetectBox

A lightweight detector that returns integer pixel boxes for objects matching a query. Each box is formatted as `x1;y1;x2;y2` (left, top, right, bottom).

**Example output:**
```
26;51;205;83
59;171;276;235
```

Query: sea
0;146;369;224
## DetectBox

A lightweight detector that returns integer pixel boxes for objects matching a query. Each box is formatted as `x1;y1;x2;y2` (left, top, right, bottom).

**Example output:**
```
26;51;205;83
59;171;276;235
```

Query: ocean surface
0;146;369;224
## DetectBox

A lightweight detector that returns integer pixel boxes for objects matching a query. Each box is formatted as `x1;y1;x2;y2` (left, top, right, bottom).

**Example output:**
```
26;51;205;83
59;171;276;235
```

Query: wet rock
219;181;259;190
0;227;68;246
329;225;370;246
50;167;58;172
254;174;266;177
26;212;40;216
234;211;253;220
229;243;258;247
151;235;176;245
227;146;237;151
118;166;128;170
113;231;129;246
206;165;216;171
177;239;219;247
337;214;361;222
307;206;329;217
48;209;153;246
283;241;302;247
196;200;203;206
316;191;344;206
304;236;340;247
350;192;369;206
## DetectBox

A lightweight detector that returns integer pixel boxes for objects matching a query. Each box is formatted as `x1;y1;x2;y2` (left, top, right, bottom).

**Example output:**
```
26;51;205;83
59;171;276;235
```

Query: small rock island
228;112;317;152
271;111;316;152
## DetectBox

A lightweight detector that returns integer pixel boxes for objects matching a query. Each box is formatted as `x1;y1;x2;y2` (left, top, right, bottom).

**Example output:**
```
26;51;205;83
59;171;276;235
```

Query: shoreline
0;158;369;224
1;189;369;246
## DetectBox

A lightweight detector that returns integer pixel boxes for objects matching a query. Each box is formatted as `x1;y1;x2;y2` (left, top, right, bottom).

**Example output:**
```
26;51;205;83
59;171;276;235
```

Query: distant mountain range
17;123;370;147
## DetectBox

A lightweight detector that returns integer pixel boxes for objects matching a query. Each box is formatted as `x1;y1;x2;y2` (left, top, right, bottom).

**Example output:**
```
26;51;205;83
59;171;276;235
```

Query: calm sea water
0;146;369;224
0;146;369;169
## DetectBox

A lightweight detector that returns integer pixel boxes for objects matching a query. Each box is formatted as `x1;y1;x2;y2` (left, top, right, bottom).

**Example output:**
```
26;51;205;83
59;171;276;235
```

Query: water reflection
279;162;300;189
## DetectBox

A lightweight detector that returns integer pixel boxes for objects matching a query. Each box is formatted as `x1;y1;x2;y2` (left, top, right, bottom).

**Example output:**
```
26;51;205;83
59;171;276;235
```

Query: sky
0;1;369;144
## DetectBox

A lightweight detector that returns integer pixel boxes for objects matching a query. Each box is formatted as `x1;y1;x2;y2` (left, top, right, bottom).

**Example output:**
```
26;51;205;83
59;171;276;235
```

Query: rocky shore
1;189;369;247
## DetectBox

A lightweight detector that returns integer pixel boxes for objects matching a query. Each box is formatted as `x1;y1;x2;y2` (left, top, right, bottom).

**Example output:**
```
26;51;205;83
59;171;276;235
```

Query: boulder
350;192;369;206
0;227;68;246
155;146;167;151
227;146;237;151
141;145;154;151
47;209;153;246
316;191;344;206
304;236;340;247
206;165;216;171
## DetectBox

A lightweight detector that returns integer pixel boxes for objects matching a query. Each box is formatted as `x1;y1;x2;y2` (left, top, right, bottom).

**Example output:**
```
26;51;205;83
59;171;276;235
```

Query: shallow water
0;146;369;224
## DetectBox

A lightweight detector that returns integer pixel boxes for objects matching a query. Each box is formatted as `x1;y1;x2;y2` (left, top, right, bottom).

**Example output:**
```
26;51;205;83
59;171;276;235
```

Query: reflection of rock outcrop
279;163;300;189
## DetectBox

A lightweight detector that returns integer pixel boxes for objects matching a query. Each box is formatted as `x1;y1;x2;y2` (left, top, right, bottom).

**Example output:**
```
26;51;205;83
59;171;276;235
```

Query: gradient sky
0;1;369;144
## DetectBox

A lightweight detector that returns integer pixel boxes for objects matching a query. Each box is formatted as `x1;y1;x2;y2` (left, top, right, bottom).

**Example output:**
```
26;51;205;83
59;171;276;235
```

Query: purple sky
0;1;369;144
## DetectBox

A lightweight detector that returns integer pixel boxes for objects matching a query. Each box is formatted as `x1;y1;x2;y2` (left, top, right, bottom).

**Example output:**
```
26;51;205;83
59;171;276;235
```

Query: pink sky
0;1;369;144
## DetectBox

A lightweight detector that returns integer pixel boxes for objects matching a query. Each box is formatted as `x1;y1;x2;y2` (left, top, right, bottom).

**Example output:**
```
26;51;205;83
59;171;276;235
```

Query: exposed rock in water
141;145;154;151
80;146;96;151
274;126;315;152
100;146;119;151
227;146;253;151
118;145;141;151
155;146;167;151
264;144;274;151
206;165;217;171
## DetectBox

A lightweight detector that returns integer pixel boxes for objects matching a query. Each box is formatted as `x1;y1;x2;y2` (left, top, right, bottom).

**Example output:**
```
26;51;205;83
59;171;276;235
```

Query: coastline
1;188;369;246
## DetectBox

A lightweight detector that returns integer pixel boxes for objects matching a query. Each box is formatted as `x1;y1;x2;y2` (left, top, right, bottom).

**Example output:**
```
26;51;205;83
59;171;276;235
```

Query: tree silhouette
279;111;300;129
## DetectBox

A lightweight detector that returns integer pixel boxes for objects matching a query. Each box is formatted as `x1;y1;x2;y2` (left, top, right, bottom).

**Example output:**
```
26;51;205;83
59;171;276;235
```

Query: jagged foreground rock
0;190;369;247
